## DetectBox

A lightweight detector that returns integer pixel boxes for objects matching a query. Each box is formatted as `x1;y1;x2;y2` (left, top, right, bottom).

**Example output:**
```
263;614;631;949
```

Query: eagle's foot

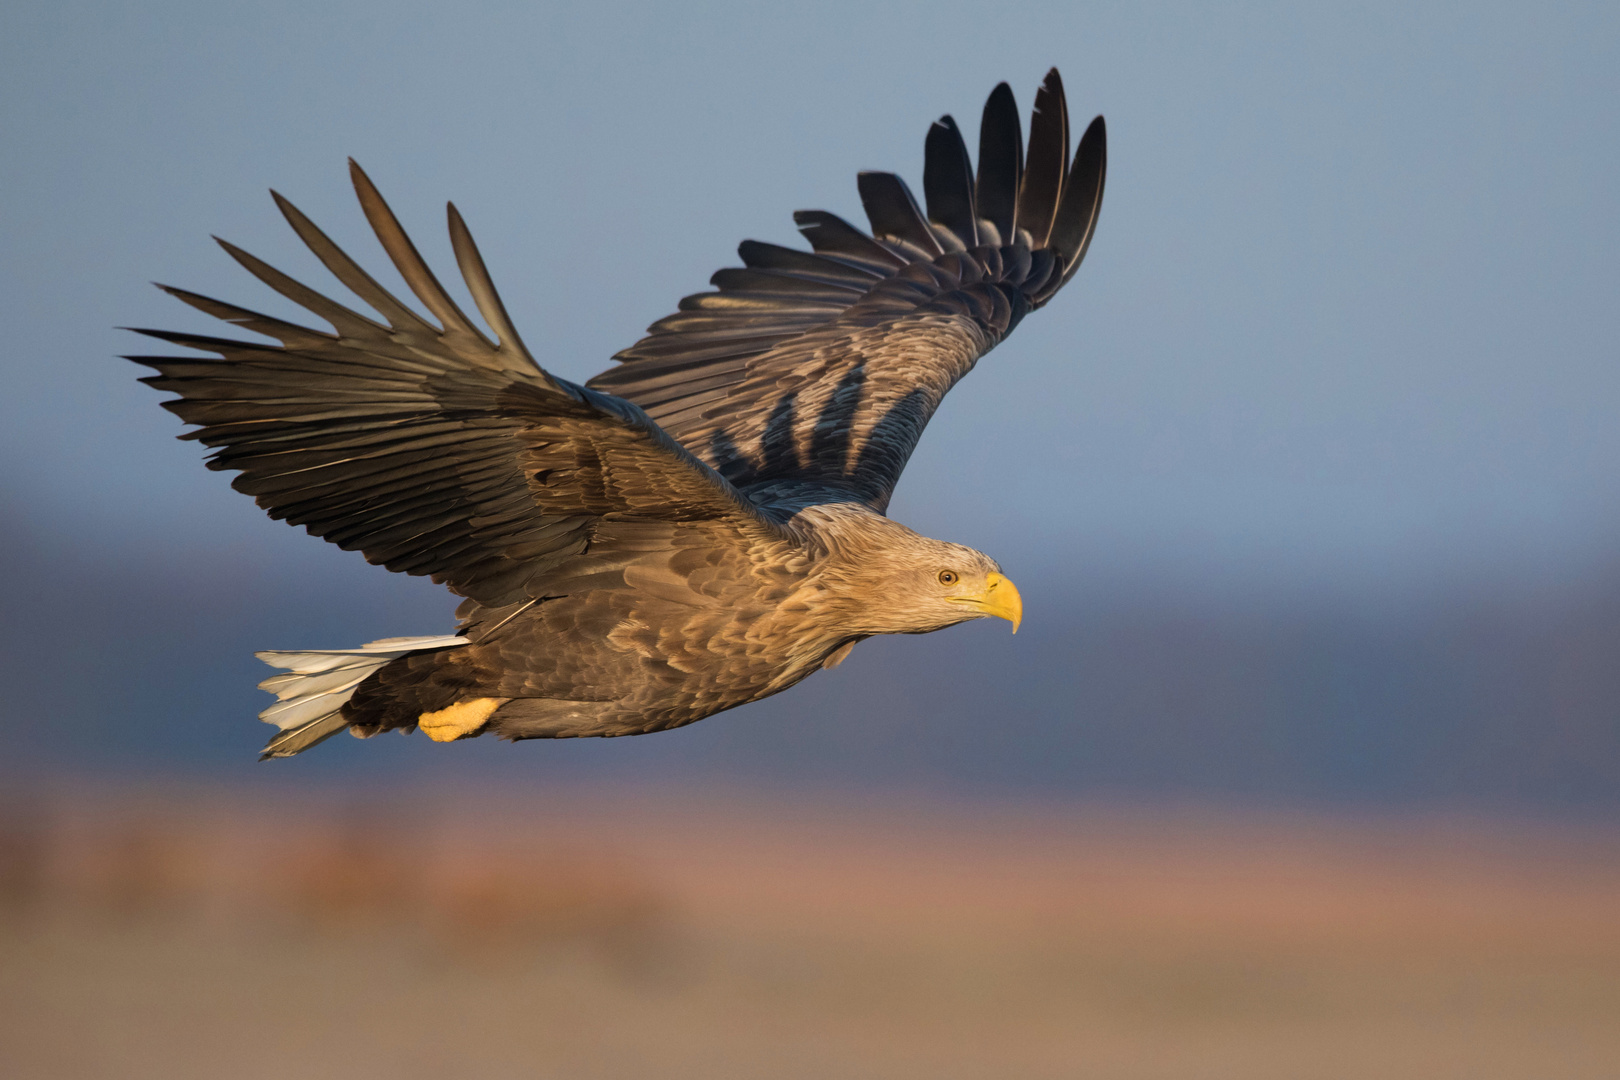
417;697;507;742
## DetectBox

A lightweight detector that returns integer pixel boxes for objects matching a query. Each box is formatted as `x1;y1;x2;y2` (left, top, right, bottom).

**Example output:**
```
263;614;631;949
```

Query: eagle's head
803;507;1023;637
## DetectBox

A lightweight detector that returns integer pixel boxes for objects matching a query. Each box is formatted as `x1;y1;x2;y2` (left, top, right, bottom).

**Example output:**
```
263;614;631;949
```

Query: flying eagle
132;70;1106;759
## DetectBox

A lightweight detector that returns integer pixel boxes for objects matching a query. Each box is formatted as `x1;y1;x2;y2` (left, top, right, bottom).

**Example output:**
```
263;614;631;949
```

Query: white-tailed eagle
132;70;1106;758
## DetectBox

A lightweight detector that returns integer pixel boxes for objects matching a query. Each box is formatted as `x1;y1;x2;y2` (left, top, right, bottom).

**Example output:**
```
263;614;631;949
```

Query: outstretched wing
132;162;789;610
588;69;1106;512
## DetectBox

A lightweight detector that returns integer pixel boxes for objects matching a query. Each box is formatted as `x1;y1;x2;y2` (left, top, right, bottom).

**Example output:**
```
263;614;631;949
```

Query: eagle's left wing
132;163;791;613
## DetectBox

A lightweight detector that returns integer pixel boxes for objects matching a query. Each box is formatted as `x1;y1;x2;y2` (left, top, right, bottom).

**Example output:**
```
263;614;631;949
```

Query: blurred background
3;1;1619;1076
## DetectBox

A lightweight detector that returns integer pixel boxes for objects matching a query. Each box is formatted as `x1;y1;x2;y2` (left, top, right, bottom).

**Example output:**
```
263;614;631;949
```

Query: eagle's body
133;71;1106;758
351;509;995;743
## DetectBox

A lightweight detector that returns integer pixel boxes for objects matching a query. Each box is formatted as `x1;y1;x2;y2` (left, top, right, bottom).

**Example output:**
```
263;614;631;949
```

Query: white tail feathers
254;635;469;759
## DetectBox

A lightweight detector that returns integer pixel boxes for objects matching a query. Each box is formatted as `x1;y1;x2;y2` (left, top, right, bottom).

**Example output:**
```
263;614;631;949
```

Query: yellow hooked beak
962;571;1023;633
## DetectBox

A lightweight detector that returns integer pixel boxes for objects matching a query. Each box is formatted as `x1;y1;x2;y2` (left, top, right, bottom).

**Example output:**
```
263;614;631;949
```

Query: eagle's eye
937;570;958;586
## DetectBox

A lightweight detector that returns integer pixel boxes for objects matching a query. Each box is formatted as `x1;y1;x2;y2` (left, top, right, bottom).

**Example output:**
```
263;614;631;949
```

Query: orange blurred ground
2;784;1618;1079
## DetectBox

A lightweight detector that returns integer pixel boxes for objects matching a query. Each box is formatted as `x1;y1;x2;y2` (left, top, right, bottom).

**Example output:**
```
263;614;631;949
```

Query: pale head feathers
791;504;1005;636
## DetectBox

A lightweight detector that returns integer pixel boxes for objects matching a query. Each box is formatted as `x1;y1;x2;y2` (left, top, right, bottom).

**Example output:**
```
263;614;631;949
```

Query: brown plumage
130;70;1107;758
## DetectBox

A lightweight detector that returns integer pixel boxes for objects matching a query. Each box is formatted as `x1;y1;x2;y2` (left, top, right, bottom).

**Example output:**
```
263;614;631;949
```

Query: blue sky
5;1;1618;604
4;2;1620;802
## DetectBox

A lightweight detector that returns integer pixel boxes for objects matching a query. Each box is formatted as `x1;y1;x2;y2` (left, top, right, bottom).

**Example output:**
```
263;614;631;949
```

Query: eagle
132;70;1106;759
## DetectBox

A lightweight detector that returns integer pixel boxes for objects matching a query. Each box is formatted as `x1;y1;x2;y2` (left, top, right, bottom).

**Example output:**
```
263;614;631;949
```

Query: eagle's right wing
588;69;1106;513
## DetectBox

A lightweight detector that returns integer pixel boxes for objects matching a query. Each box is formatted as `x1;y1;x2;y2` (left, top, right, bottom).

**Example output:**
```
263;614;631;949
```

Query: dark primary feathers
591;67;1105;510
130;69;1106;757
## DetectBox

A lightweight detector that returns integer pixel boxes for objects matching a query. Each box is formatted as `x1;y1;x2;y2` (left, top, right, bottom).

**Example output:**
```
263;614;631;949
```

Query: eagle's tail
254;635;469;760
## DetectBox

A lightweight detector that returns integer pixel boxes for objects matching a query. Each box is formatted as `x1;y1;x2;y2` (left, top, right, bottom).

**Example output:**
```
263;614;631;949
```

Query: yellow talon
417;697;506;742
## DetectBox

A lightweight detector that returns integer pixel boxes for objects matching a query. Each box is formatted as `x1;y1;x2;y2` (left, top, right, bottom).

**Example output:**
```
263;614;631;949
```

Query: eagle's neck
780;502;959;639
